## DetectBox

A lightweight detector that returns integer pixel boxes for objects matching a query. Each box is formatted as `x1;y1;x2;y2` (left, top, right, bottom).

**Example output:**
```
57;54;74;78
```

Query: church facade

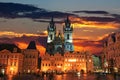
41;17;94;73
46;17;74;54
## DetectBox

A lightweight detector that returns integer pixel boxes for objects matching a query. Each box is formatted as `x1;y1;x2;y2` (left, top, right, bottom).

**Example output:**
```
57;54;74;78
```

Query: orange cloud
74;44;102;54
73;37;103;54
0;31;46;38
69;16;119;29
74;45;85;51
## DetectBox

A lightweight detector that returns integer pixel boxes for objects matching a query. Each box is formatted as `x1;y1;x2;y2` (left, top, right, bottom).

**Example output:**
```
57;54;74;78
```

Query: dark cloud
72;10;109;14
0;2;76;19
111;14;120;21
23;11;75;19
33;19;63;24
0;2;120;24
37;37;47;48
73;38;103;54
33;15;120;24
80;16;120;23
0;37;14;44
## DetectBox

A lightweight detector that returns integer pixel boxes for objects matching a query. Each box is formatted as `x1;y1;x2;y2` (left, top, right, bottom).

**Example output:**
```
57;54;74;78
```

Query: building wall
23;49;39;73
41;51;93;73
103;32;120;73
41;53;64;72
0;49;23;75
0;48;39;75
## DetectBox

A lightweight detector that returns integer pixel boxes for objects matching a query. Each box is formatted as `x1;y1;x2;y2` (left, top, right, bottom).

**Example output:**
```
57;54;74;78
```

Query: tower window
50;34;52;40
67;34;69;39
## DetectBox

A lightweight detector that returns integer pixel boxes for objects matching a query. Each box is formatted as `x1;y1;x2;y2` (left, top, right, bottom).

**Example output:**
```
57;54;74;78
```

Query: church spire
65;16;71;28
66;16;69;22
63;16;74;52
49;17;55;28
47;17;56;43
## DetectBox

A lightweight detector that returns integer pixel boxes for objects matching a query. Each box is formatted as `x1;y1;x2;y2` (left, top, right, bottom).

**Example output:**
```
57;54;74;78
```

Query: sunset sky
0;0;120;55
1;0;120;13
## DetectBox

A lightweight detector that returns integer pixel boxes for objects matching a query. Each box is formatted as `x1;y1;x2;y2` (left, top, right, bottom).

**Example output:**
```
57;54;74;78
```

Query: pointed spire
50;17;55;28
51;16;54;23
65;15;71;27
66;15;69;22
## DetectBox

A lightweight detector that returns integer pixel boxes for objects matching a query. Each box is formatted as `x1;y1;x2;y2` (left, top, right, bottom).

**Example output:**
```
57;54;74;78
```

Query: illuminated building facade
41;51;93;73
0;41;39;75
46;17;74;54
102;32;120;73
0;49;23;75
22;49;39;73
22;41;39;73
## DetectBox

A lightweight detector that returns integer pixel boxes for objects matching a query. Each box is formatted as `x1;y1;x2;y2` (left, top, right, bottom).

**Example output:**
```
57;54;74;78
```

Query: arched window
50;34;52;40
67;34;69;39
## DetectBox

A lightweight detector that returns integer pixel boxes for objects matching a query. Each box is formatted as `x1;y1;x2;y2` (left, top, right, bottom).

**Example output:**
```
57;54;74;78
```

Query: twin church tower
46;17;74;55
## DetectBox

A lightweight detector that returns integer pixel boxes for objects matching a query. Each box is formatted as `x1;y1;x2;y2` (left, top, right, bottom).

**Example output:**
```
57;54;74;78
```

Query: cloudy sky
1;0;120;13
0;0;120;55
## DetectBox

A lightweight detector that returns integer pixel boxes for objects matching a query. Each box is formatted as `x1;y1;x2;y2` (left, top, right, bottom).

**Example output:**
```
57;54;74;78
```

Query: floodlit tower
63;16;74;52
47;17;56;43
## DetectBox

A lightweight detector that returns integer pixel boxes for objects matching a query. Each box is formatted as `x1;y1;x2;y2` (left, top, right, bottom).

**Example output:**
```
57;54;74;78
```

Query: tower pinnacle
65;16;71;28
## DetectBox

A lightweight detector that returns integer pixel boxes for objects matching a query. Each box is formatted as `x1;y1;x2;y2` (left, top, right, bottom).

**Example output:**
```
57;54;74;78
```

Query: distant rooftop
0;43;21;53
27;41;37;49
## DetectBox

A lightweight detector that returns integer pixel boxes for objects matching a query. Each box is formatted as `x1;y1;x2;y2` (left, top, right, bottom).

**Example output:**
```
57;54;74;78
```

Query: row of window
106;52;120;58
43;58;63;61
42;63;86;67
42;63;63;67
0;55;19;59
0;60;7;65
65;64;85;67
106;46;120;51
43;58;91;62
65;55;86;58
25;55;36;58
24;61;36;66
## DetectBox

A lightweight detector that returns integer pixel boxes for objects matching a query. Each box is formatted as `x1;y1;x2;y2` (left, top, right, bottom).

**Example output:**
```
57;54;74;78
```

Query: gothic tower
46;18;56;54
47;17;56;43
63;16;74;52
